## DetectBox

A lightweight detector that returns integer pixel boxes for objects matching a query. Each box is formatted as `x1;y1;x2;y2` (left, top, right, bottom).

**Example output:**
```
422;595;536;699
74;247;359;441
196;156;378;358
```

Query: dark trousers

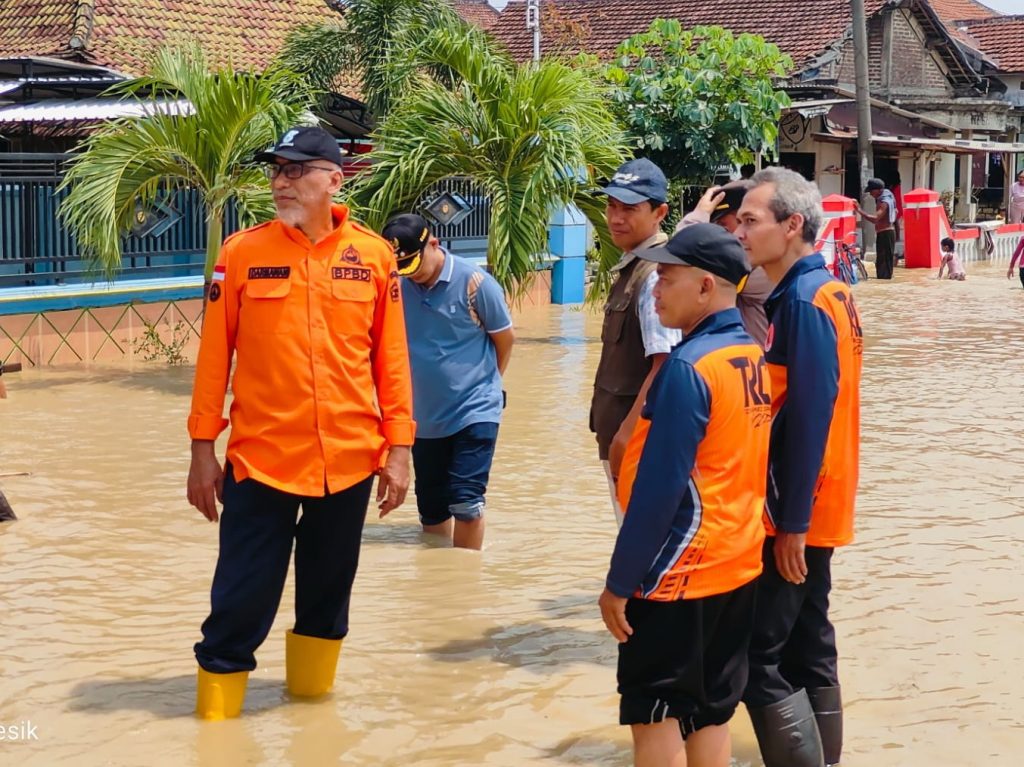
743;539;838;709
194;465;373;673
1018;267;1024;290
875;230;896;280
412;422;499;526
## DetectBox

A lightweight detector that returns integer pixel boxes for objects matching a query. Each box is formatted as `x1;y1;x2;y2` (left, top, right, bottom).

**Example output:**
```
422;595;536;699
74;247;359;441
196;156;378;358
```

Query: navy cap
865;178;885;192
382;213;431;276
597;158;668;205
710;179;753;223
254;126;345;165
638;223;751;287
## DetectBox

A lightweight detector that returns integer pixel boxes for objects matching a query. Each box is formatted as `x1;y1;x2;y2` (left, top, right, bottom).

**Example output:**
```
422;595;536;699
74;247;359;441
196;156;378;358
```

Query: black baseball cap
382;213;431;276
710;179;753;223
254;126;345;165
865;178;885;192
638;223;751;287
596;158;668;205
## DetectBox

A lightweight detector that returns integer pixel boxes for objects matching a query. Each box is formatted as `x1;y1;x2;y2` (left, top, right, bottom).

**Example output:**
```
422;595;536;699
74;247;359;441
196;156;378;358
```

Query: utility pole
526;0;541;62
851;0;874;212
851;0;876;252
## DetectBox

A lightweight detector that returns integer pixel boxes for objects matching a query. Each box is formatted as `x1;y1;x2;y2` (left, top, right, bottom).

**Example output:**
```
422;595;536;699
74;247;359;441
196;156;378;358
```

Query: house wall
835;9;953;98
934;153;957;209
815;142;845;197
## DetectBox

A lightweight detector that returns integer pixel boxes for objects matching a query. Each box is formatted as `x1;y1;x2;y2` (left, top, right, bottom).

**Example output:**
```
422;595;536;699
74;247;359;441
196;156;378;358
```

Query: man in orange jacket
186;126;415;719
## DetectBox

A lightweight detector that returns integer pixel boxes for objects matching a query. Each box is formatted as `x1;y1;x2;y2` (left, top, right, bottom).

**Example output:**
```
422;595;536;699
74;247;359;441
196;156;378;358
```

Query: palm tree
278;0;458;120
59;46;313;284
346;22;628;295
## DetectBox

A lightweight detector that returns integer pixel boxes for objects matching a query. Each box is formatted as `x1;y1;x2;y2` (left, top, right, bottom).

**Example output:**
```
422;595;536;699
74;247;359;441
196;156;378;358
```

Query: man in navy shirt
735;168;862;767
382;214;515;550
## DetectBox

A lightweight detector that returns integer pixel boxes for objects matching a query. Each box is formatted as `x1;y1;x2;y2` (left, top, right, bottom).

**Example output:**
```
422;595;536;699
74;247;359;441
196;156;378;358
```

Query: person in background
382;213;514;551
856;178;897;280
677;180;773;346
600;223;769;767
1009;170;1024;225
937;237;966;281
735;167;863;767
186;126;414;720
591;158;682;526
890;175;904;262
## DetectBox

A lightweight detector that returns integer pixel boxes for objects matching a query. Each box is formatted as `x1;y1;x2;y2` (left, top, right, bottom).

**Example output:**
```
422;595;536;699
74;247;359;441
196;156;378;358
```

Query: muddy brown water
1;262;1023;765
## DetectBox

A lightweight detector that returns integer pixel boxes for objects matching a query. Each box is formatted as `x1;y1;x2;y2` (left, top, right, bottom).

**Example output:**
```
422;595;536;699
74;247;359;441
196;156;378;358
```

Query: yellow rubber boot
285;629;342;697
195;667;248;720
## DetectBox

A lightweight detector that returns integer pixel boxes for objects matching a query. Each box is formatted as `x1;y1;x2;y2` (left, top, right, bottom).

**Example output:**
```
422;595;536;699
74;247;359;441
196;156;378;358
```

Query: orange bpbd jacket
188;204;415;496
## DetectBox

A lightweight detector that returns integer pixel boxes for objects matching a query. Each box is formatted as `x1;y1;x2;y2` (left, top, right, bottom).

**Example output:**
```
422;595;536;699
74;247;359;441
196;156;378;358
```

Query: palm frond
348;49;627;295
59;45;312;280
277;21;352;98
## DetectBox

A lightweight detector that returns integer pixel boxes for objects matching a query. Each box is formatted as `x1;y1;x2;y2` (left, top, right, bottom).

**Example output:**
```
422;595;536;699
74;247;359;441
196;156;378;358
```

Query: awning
785;98;854;119
0;98;193;125
825;101;946;139
812;131;1024;154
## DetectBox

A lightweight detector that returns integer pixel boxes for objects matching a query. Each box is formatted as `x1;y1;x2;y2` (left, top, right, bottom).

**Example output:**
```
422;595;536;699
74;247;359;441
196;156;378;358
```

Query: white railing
954;237;982;263
954;224;1023;264
992;228;1024;262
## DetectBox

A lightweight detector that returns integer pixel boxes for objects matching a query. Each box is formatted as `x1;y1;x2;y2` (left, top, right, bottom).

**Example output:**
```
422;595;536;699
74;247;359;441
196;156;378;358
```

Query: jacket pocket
329;275;375;337
602;299;629;344
243;278;292;333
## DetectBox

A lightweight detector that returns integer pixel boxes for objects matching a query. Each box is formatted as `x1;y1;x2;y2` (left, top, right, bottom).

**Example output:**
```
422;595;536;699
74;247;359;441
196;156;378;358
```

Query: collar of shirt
678;307;745;347
408;247;455;294
765;252;826;313
278;203;351;250
611;231;669;272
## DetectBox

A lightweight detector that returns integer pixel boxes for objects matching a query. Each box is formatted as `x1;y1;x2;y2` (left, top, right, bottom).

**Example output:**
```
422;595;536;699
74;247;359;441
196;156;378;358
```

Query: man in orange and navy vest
735;167;863;767
186;126;415;719
599;223;770;766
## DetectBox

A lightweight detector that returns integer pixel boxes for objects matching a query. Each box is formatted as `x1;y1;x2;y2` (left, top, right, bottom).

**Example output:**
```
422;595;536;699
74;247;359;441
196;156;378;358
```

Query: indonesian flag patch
212;264;226;282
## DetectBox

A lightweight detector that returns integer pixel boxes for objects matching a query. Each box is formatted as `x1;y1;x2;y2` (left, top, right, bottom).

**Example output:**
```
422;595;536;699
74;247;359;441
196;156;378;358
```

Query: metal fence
0;154;239;288
0;156;492;288
414;176;490;262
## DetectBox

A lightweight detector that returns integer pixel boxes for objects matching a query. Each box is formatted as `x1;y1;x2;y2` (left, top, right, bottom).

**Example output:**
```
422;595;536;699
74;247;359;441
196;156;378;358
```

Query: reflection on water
1;262;1023;765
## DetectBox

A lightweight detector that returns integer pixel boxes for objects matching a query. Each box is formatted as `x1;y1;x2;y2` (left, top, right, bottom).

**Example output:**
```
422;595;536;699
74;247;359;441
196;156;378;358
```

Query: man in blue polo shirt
382;214;515;550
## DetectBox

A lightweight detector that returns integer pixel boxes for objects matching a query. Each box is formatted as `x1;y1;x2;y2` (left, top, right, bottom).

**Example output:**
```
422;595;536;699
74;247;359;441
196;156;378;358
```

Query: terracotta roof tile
0;0;339;75
489;0;889;68
453;0;500;29
959;15;1024;72
0;1;79;60
927;0;1001;24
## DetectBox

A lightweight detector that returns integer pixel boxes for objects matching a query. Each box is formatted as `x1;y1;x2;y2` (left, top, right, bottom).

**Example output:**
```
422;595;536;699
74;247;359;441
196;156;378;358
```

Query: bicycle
834;241;869;285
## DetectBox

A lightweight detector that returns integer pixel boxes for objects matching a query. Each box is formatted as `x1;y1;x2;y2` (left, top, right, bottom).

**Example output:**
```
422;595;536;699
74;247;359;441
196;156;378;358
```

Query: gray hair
750;167;823;244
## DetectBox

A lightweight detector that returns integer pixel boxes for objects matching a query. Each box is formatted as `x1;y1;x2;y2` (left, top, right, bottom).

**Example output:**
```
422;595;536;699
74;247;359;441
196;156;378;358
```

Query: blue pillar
548;204;588;304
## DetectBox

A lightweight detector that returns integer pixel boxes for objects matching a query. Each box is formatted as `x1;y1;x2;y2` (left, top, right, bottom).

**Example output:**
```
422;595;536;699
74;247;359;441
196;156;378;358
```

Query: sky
487;0;1023;13
980;0;1022;12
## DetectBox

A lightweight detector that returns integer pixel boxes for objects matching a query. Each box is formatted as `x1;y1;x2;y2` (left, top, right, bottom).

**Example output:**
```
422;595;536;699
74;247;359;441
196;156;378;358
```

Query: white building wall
815;142;845;197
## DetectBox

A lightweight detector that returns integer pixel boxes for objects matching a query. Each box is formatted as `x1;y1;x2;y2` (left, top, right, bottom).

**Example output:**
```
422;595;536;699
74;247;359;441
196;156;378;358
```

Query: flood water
2;261;1023;766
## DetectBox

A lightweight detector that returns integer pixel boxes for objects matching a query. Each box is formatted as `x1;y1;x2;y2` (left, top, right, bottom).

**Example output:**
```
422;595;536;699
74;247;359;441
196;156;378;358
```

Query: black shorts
617;579;757;736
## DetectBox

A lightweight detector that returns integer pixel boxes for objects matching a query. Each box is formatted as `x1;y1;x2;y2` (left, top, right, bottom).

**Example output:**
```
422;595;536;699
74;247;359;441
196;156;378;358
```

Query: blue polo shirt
402;250;513;438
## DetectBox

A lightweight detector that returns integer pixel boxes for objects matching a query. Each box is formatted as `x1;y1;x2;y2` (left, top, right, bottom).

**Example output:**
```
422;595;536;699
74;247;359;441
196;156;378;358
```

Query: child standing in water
937;238;966;281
